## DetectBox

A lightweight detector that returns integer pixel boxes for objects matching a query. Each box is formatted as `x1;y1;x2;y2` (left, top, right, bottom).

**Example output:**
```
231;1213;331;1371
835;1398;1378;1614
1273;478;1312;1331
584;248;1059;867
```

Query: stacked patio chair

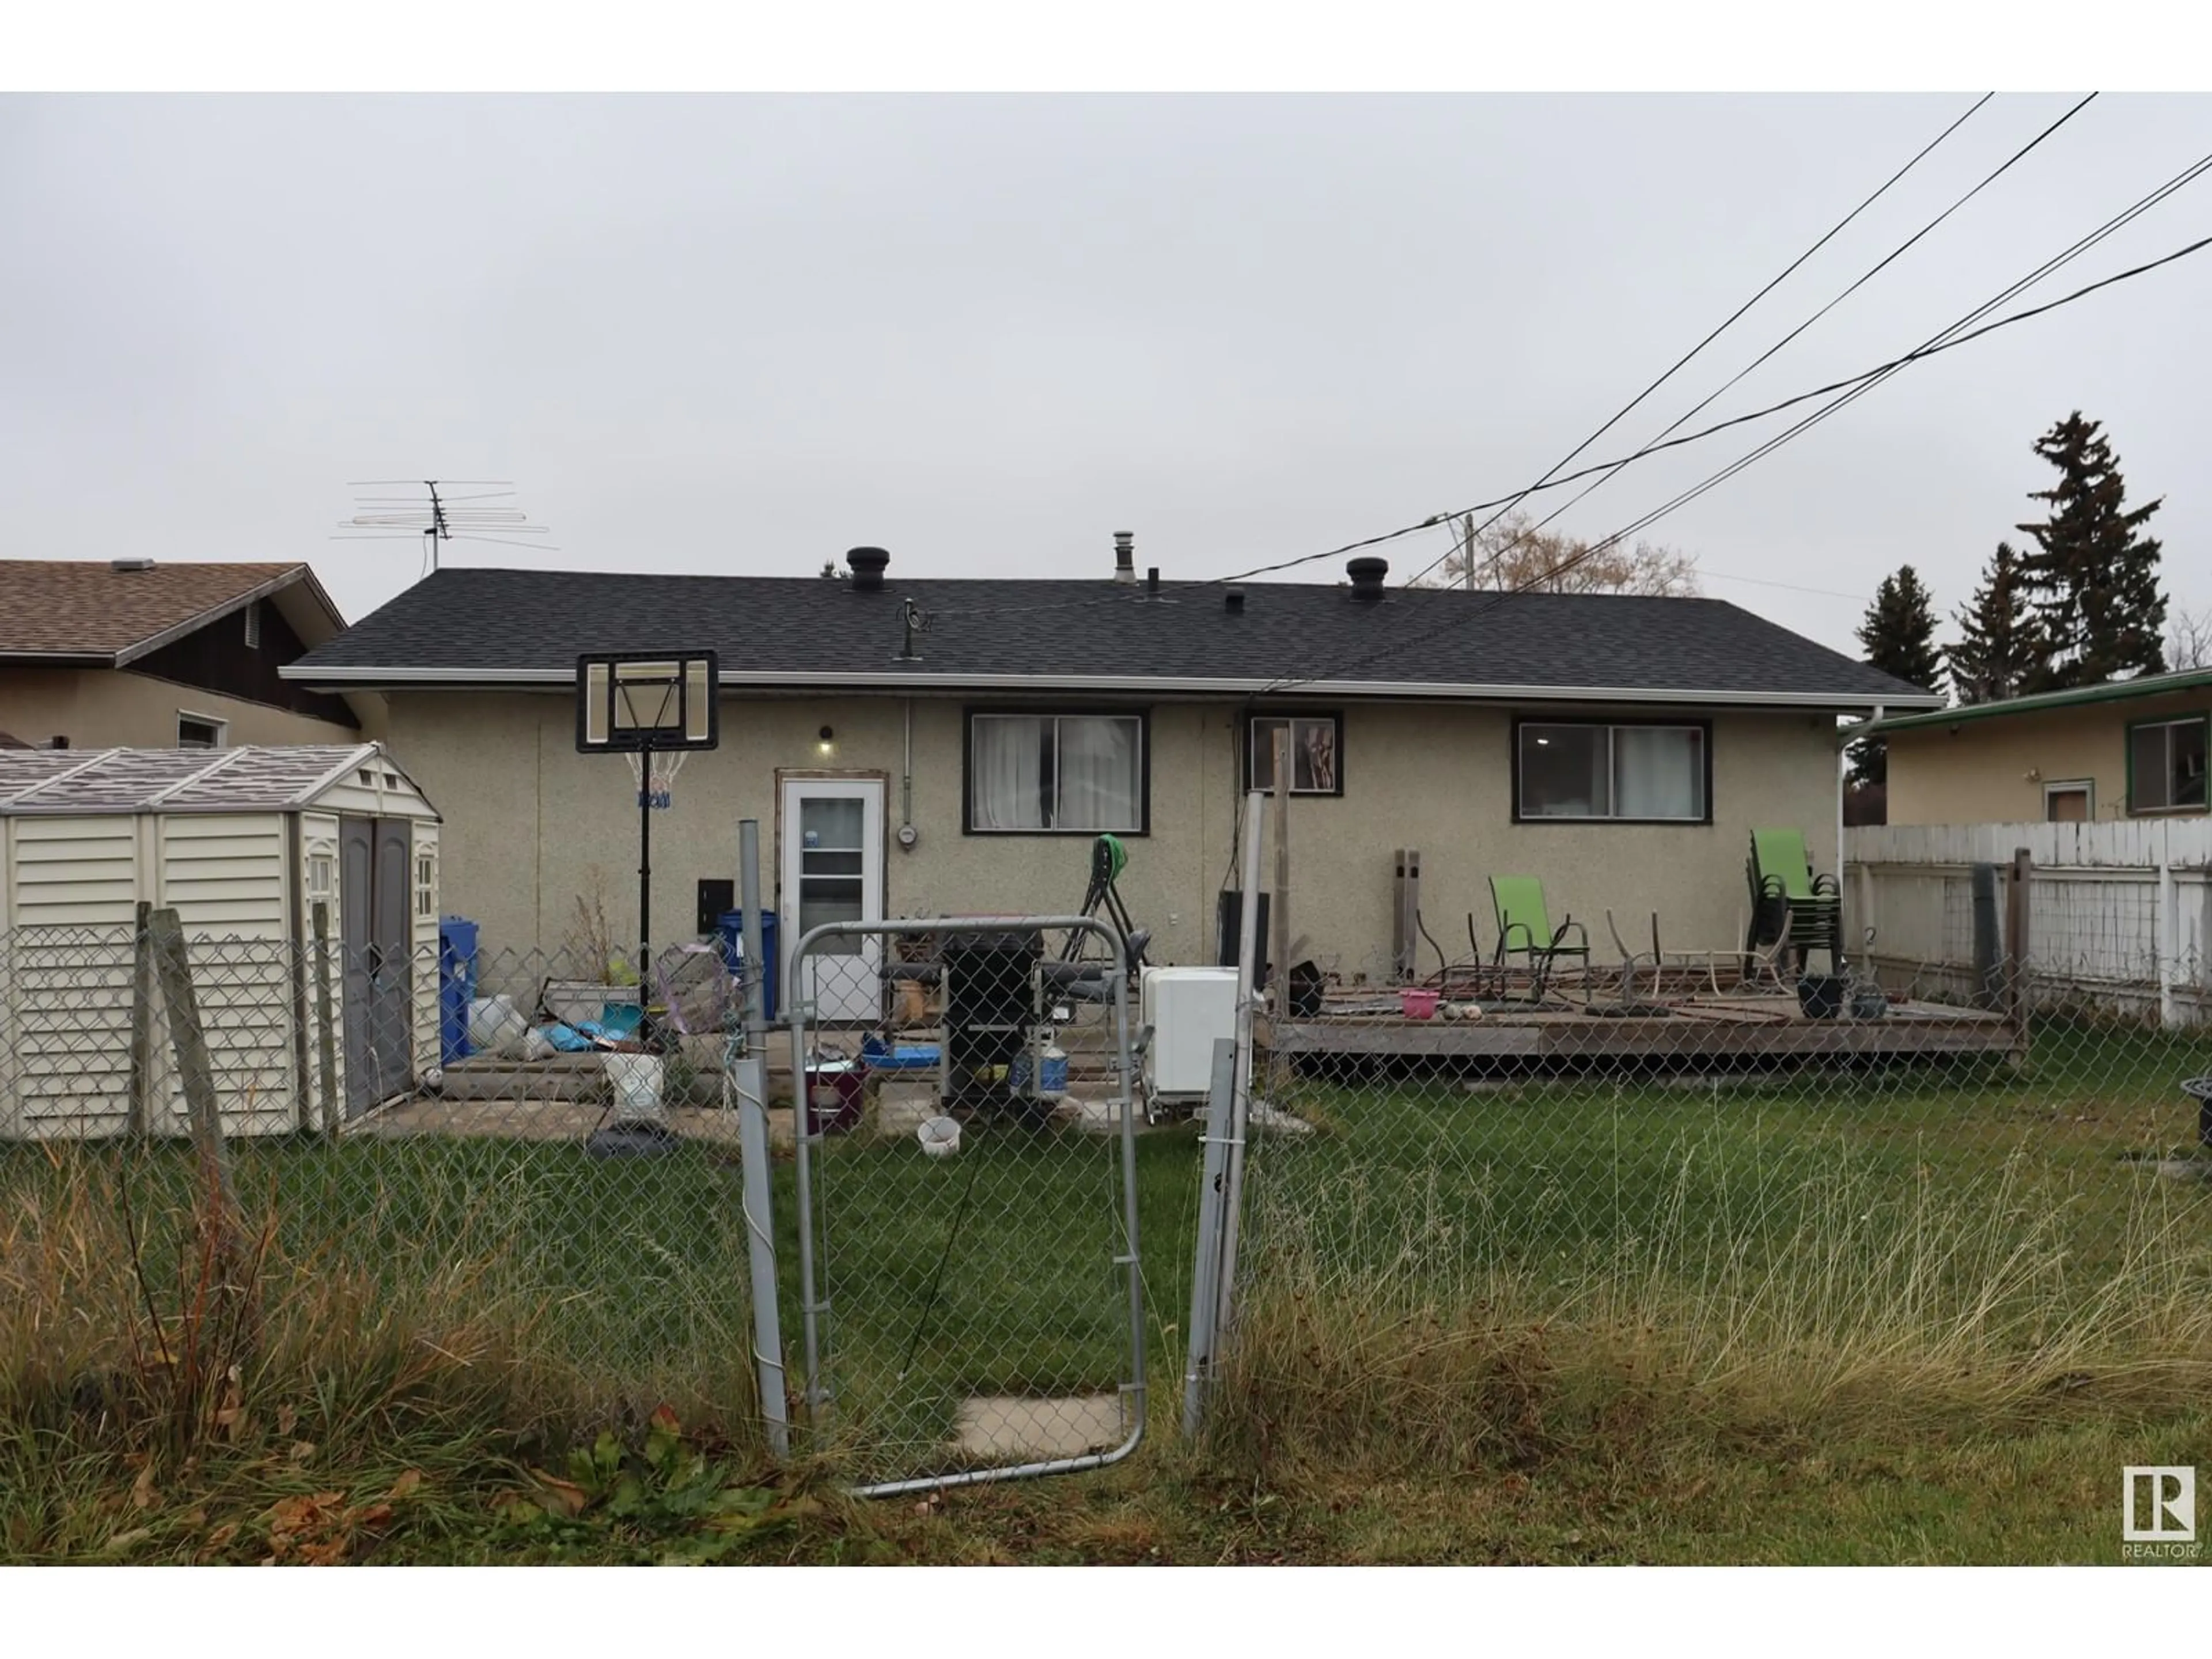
1488;875;1591;1004
1744;827;1844;978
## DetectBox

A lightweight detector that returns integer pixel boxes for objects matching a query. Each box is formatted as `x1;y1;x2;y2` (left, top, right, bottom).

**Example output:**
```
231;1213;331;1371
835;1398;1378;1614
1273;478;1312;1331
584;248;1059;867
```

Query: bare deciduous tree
1425;510;1701;596
2167;604;2212;671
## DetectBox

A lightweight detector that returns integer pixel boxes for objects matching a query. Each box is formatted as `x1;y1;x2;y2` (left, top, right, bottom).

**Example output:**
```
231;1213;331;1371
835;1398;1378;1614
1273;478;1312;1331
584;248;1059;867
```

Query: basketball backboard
575;652;720;753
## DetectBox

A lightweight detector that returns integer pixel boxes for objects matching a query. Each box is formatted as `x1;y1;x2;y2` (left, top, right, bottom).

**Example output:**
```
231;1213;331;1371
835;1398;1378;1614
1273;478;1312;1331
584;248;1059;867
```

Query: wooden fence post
147;906;243;1257
2005;847;2033;1044
312;900;340;1137
127;899;154;1138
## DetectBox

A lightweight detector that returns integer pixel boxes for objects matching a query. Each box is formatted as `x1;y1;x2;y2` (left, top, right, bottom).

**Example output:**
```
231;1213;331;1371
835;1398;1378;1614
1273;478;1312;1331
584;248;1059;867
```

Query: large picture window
1515;719;1709;823
967;711;1147;834
1248;714;1342;796
2128;714;2209;815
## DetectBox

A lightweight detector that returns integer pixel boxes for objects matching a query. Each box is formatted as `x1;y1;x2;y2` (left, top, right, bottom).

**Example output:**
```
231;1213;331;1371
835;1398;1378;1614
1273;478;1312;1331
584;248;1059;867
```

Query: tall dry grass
0;1147;763;1466
1214;1149;2212;1476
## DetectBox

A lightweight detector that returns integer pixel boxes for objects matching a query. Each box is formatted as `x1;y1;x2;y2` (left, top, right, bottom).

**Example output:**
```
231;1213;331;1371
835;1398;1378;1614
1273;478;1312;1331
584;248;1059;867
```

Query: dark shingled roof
286;565;1940;708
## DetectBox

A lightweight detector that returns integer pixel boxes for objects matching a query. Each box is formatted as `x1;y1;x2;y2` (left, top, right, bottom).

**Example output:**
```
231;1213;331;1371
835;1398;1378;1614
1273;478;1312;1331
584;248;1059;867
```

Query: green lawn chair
1488;876;1591;1003
1745;827;1843;978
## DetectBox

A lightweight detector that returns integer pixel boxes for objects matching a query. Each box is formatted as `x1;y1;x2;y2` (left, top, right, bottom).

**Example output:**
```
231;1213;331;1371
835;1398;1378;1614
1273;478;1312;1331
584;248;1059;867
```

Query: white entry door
780;776;885;1025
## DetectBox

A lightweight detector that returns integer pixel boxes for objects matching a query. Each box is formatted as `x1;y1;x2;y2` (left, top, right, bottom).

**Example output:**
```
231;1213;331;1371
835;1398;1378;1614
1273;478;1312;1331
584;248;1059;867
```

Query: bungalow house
0;559;361;752
1865;667;2212;825
282;544;1939;989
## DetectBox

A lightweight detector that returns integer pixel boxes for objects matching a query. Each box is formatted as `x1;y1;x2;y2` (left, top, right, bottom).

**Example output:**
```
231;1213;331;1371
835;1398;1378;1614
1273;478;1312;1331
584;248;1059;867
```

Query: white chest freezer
1140;965;1240;1096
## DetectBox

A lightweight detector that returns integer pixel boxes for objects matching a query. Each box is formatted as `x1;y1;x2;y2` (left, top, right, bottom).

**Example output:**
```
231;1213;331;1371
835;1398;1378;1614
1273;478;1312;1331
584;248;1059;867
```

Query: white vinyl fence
1845;820;2212;1027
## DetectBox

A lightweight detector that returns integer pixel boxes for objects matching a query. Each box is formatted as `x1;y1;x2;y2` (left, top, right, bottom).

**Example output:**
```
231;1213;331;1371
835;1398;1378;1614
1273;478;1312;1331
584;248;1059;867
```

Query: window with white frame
1516;719;1709;822
2128;714;2209;815
1248;714;1342;795
415;852;436;918
177;713;226;750
967;711;1146;833
308;853;335;902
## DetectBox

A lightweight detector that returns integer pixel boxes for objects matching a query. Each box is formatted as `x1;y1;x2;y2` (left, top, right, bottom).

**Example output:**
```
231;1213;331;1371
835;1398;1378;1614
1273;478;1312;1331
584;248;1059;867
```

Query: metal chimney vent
1347;556;1389;599
1112;531;1135;584
846;546;891;592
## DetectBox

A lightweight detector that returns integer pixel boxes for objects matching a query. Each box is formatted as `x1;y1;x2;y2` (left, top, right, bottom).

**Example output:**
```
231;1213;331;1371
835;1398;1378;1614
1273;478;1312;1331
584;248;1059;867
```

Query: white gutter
281;662;1944;712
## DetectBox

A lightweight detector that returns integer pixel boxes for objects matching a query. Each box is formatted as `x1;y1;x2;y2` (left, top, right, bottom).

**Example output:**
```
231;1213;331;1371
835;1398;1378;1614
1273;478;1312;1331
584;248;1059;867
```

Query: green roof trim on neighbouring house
1850;666;2212;738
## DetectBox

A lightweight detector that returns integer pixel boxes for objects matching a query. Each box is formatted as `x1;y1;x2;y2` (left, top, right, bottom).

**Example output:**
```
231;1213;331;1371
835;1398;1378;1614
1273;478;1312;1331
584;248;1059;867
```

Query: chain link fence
1218;921;2212;1457
785;918;1146;1495
0;915;779;1441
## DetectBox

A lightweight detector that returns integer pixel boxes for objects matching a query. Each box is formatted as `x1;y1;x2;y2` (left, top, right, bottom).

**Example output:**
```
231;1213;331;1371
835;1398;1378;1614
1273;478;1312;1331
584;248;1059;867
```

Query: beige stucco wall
379;690;1842;976
0;667;360;751
1884;687;2212;825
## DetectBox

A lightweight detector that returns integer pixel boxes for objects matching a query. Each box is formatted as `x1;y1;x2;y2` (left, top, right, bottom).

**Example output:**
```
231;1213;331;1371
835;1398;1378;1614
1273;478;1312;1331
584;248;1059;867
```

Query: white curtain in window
1056;717;1141;830
972;717;1046;828
1613;726;1701;819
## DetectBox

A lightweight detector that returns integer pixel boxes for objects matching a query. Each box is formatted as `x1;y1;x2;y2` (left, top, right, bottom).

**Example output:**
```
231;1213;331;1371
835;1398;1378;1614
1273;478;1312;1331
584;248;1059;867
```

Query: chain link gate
786;916;1146;1495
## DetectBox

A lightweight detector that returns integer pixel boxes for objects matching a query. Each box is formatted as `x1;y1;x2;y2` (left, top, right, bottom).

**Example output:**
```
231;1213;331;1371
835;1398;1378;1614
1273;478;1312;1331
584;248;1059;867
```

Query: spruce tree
1946;541;2037;704
2015;412;2166;691
1849;564;1941;787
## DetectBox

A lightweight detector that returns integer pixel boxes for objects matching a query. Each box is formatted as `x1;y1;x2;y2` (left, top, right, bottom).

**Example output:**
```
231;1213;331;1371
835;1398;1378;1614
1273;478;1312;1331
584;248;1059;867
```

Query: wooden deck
1259;990;2022;1066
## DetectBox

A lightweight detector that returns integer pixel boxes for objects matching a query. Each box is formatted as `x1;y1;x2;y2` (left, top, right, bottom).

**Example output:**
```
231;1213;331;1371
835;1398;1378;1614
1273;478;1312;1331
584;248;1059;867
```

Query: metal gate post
1181;1036;1238;1439
734;819;789;1457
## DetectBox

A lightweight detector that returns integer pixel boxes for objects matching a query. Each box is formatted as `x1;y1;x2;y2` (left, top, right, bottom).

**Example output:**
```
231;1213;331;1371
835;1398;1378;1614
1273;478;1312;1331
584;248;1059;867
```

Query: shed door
340;817;415;1115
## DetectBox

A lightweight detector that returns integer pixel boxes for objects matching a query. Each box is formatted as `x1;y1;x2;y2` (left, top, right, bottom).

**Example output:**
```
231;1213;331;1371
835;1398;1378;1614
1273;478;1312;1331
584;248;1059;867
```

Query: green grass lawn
5;1019;2210;1562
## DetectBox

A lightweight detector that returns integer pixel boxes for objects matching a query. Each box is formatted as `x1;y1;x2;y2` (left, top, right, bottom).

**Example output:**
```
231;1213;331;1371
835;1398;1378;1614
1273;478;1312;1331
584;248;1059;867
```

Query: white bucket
467;994;527;1056
604;1052;666;1122
918;1115;961;1158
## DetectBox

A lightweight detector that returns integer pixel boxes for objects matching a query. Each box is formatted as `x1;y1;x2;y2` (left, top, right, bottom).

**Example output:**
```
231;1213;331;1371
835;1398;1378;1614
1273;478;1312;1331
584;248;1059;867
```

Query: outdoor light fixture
818;725;836;756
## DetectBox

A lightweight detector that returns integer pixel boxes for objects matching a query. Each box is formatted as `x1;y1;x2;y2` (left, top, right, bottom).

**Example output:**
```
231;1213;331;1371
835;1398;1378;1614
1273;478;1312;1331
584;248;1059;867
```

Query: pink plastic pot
1400;988;1440;1020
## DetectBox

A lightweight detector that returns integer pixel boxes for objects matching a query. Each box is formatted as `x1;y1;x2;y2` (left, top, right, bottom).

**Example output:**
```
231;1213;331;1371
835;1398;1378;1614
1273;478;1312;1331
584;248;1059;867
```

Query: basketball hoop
626;749;687;810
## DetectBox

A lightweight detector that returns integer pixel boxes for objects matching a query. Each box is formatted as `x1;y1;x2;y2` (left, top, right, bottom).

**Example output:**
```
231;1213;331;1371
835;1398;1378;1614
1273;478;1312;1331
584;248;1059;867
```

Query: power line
926;99;1995;628
928;204;2209;630
1406;90;2099;594
1460;92;1998;546
1254;208;2212;699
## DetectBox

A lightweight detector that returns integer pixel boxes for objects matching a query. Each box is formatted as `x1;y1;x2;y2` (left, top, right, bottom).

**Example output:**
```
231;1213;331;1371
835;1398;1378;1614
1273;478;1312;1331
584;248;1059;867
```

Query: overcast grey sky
3;93;2206;658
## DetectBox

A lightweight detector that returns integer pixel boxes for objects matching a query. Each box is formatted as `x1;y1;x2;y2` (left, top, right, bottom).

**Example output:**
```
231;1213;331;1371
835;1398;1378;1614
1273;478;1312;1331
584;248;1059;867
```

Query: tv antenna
333;480;558;574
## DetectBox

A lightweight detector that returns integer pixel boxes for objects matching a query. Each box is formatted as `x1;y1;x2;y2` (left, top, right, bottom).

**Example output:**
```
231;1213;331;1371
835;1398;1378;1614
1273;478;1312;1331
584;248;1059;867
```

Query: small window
967;711;1146;833
415;853;435;918
2128;715;2209;815
177;714;225;750
1249;714;1342;796
243;601;261;650
2043;781;2093;823
308;854;335;898
1516;720;1709;823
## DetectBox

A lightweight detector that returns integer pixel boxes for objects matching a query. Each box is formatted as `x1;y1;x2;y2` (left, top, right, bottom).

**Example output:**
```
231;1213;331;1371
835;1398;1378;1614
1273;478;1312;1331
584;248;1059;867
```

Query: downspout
897;697;917;851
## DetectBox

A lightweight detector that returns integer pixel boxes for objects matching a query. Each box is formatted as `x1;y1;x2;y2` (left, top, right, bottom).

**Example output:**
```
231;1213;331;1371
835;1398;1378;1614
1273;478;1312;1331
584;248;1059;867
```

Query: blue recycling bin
437;916;479;1063
716;910;779;1024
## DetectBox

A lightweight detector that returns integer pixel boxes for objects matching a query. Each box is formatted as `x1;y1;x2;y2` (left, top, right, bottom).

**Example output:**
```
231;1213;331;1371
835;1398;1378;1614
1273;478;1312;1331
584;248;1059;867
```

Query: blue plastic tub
861;1035;941;1071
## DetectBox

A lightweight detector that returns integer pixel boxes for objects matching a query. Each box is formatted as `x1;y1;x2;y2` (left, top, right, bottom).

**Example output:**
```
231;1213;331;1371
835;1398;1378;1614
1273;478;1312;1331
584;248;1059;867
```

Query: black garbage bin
2184;1077;2212;1150
944;931;1043;1108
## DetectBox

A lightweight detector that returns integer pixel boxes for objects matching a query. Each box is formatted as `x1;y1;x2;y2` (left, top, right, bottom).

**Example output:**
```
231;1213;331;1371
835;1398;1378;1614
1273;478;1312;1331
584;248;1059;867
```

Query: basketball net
626;749;687;810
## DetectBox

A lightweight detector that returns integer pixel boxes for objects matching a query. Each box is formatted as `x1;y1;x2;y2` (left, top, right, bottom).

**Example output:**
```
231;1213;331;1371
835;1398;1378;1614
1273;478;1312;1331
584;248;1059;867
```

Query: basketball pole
638;734;655;976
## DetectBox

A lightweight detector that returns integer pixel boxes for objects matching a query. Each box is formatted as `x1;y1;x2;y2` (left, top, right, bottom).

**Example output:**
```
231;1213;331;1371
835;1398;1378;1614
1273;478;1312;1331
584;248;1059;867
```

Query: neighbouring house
1863;667;2212;826
283;544;1940;1001
0;559;362;753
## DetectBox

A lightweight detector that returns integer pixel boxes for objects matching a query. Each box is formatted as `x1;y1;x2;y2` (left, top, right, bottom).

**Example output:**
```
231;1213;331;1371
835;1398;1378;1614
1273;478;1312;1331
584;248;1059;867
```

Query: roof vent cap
846;546;890;592
1112;531;1135;585
1347;556;1388;599
110;558;156;574
1224;586;1246;613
